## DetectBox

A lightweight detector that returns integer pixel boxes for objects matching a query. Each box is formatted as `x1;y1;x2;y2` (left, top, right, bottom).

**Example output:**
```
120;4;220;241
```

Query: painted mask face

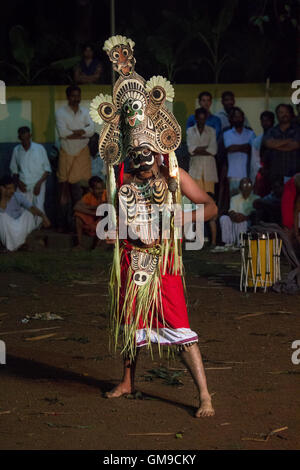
129;147;156;172
123;98;144;128
109;44;135;77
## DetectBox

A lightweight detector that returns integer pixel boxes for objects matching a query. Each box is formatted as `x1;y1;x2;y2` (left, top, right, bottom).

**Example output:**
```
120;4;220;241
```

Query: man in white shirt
186;108;218;194
10;127;51;213
223;107;256;196
186;107;218;245
55;85;94;231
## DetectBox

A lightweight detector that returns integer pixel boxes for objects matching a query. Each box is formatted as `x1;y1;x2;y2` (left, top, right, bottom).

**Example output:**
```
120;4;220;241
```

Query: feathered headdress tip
103;35;135;53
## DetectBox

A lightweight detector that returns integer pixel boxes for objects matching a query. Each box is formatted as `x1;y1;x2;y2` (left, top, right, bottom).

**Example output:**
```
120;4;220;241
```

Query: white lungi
219;215;248;245
0;210;38;251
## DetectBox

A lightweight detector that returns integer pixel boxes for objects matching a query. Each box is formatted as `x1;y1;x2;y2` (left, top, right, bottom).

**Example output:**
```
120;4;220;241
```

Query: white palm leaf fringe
162;151;182;276
145;76;175;102
89;94;113;125
107;162;120;354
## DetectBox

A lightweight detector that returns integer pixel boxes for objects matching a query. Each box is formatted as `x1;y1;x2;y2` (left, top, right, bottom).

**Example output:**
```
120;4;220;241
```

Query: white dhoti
17;181;46;211
0;211;38;251
16;182;45;228
219;215;248;246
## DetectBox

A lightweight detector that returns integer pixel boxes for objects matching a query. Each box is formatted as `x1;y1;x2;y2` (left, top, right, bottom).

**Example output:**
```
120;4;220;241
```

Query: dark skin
73;182;105;249
228;177;253;223
226;110;251;155
222;94;235;114
191;113;212;156
0;183;51;227
12;132;50;195
199;95;212;117
73;182;105;216
265;106;300;152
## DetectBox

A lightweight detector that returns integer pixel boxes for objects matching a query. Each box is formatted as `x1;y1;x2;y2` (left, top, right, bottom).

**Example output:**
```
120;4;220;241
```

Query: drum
240;232;282;292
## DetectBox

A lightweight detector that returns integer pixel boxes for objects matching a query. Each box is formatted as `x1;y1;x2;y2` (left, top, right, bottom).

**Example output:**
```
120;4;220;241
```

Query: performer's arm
179;168;218;222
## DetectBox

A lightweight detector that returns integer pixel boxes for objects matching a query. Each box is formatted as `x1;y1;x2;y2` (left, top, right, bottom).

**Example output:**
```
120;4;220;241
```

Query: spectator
223;107;256;196
216;91;250;130
250;111;275;196
186;91;221;139
55;85;94;232
212;178;259;252
10;127;51;212
263;104;300;183
253;178;283;225
74;43;103;84
73;176;107;250
0;176;50;252
186;107;218;247
281;173;300;249
186;107;218;193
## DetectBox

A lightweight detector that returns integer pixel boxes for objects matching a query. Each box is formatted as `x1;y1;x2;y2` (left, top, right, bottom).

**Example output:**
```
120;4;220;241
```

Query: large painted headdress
90;35;181;165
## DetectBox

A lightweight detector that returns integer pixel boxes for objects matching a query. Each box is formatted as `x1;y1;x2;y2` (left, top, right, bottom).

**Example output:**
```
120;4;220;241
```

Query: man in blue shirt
0;176;50;251
186;91;221;139
223;107;256;196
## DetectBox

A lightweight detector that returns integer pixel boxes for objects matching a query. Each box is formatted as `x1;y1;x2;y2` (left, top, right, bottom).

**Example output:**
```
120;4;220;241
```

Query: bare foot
105;382;134;398
195;395;215;418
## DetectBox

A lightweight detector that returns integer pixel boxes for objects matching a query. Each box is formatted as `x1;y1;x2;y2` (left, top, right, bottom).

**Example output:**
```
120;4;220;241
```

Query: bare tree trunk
76;0;94;50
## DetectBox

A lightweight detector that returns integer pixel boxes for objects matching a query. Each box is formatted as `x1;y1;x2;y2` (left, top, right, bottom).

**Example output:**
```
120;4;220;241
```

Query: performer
90;35;217;417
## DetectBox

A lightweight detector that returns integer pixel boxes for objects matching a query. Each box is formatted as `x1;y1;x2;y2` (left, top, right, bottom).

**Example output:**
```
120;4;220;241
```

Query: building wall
0;82;294;144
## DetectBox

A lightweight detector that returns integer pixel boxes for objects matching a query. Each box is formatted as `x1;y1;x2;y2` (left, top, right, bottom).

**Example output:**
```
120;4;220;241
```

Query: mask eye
150;86;166;104
122;48;129;56
112;50;120;59
142;148;151;157
132;100;142;111
98;102;116;121
124;104;129;112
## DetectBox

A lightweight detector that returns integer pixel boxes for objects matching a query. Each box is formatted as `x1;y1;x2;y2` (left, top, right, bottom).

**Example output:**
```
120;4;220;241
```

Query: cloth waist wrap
109;240;198;361
57;145;91;184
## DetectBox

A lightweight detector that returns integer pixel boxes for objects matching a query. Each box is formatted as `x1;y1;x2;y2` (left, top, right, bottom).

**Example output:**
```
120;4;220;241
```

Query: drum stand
240;232;282;293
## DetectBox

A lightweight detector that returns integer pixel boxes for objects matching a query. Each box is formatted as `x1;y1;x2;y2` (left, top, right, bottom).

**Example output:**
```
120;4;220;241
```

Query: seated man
73;176;107;249
212;178;259;252
10;126;51;212
253;179;283;225
0;176;51;252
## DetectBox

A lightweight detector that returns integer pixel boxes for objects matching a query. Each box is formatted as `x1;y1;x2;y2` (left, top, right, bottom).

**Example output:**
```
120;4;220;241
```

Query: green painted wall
2;83;294;144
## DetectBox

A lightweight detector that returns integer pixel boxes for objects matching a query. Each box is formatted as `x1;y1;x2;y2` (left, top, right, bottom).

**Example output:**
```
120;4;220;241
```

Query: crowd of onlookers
0;84;107;252
0;84;300;255
185;90;300;254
